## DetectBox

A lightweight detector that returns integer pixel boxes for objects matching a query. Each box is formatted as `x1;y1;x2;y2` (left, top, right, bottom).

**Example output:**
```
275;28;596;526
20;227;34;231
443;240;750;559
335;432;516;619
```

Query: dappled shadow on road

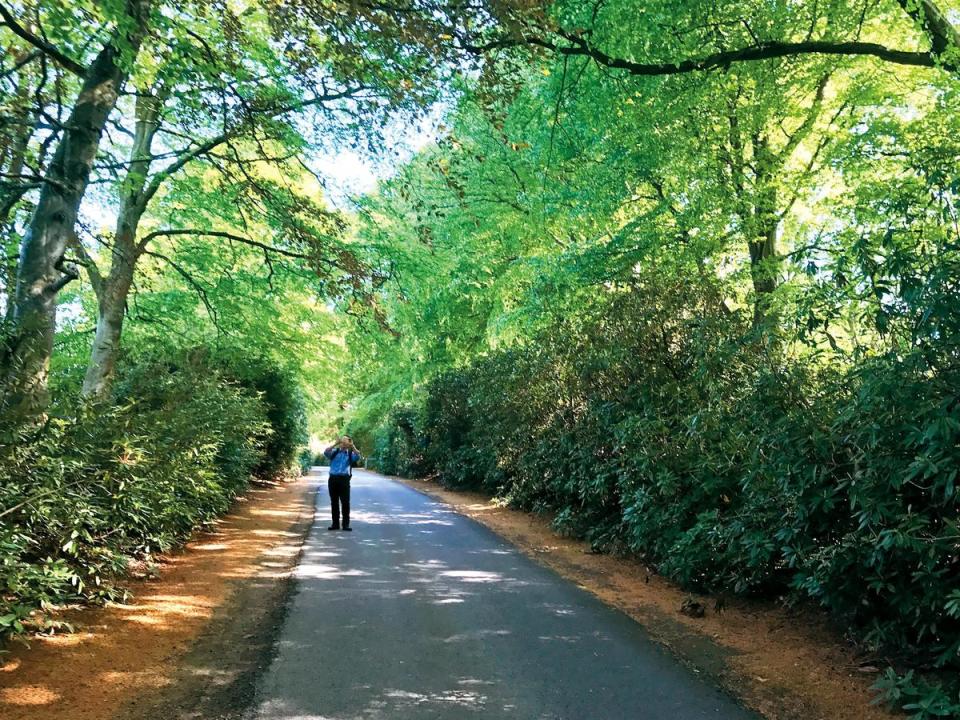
252;472;758;720
253;473;587;718
258;686;495;719
292;482;539;611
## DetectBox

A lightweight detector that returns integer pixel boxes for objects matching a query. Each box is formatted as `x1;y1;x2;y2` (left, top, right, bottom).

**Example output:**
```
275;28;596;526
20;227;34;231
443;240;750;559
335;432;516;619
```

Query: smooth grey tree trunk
2;0;152;419
81;248;135;399
81;90;165;398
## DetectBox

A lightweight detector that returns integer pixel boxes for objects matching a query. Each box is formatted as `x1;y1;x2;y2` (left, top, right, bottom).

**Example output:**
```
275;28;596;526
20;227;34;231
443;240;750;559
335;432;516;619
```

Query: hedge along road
250;469;759;720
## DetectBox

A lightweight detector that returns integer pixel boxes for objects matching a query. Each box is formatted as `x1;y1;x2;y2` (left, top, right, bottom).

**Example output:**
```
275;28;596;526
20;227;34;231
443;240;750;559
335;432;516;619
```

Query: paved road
250;470;758;720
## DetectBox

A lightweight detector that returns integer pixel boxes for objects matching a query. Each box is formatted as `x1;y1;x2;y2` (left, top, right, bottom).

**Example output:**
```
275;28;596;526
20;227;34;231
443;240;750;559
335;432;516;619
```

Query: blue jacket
325;446;362;477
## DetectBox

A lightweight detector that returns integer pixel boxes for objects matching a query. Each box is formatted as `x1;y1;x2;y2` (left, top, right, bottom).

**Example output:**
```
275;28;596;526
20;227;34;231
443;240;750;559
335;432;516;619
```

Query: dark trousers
328;474;351;528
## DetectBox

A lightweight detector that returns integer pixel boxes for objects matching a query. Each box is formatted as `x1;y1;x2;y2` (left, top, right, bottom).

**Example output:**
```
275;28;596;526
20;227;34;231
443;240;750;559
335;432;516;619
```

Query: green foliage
298;448;315;474
347;27;960;710
4;0;960;716
365;405;428;478
365;276;960;708
0;348;293;643
216;353;309;477
873;670;960;720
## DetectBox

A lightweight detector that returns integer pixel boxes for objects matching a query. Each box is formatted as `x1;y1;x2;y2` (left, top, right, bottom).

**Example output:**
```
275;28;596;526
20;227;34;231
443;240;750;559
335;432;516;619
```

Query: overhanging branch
895;0;960;56
0;3;87;77
464;36;949;76
138;227;312;261
139;84;368;208
141;248;221;330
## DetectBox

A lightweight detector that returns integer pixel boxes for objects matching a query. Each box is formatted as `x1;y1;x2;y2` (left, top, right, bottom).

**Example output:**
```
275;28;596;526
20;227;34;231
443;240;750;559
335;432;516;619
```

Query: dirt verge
394;476;898;720
0;474;317;720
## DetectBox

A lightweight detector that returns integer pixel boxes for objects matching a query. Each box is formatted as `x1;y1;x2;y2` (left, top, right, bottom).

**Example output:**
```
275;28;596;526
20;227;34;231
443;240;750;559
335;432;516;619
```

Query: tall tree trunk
1;62;39;322
81;245;136;399
1;115;35;325
2;0;152;419
749;141;781;328
81;88;165;399
748;226;779;326
723;76;828;329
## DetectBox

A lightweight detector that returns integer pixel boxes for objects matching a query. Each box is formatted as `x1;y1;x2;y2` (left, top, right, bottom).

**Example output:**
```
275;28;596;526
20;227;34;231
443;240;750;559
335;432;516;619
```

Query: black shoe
327;525;340;531
341;526;353;532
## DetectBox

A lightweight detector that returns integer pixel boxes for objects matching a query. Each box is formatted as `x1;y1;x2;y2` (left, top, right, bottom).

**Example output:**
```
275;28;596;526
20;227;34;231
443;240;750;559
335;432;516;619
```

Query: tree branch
0;48;41;81
67;232;104;298
138;85;367;208
895;0;960;57
137;228;312;261
0;3;87;77
43;256;79;297
463;36;948;76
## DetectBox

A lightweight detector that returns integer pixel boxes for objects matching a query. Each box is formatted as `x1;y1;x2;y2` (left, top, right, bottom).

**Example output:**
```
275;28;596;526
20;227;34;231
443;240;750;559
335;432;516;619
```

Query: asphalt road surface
249;469;758;720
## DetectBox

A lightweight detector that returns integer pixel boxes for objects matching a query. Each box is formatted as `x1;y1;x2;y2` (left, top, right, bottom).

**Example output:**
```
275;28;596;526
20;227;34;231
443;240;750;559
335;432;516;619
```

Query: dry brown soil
395;476;899;720
0;474;316;720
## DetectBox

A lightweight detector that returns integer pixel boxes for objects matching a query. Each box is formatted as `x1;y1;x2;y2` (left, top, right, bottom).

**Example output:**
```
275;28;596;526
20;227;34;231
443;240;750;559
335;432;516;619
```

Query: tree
73;75;364;398
1;0;152;418
463;0;960;78
0;0;447;414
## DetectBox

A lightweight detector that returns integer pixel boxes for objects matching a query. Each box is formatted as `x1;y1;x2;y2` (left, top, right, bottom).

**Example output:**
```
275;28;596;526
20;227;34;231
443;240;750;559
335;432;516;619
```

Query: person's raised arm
323;444;336;459
340;438;359;465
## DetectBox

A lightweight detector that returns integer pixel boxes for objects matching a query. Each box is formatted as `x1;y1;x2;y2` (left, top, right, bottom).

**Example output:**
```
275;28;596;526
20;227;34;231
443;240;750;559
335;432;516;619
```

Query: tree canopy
2;1;960;716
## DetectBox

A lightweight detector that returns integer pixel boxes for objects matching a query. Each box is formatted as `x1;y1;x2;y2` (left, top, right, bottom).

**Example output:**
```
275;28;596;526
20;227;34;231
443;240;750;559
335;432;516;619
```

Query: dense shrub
214;353;308;477
365;279;960;715
298;448;315;473
0;348;301;641
366;405;428;478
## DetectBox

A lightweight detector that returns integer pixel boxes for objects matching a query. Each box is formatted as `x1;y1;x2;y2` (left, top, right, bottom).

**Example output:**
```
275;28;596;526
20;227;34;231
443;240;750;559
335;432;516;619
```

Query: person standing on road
324;435;362;531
